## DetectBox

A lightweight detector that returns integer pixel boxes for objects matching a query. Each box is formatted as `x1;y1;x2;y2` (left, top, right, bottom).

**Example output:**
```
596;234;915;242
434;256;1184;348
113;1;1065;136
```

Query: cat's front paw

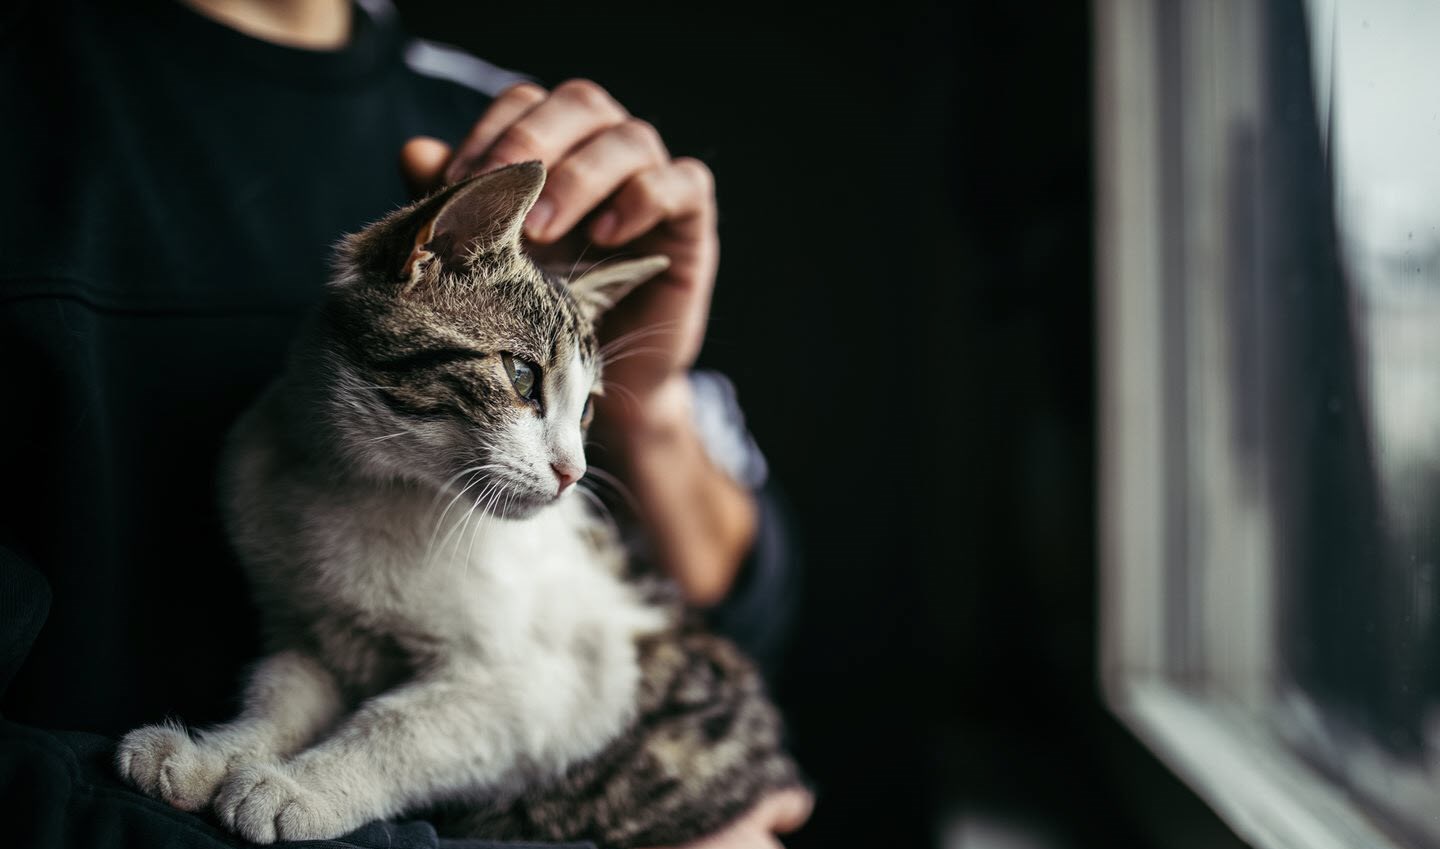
213;762;359;844
116;724;227;812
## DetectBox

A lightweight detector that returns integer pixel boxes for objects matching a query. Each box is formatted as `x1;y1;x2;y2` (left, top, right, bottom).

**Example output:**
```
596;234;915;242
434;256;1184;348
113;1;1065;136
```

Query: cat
115;161;801;847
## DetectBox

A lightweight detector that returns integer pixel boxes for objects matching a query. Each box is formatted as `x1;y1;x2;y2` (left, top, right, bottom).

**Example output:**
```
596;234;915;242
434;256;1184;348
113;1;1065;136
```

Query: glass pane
1274;0;1440;840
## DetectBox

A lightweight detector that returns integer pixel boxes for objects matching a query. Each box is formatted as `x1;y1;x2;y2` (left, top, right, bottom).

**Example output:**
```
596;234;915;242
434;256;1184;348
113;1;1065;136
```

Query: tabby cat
116;162;800;847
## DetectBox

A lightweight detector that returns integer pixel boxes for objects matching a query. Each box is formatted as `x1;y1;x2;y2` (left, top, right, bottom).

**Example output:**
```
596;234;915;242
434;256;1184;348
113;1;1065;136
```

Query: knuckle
630;168;669;208
493;123;546;161
555;78;619;114
498;81;547;105
551;155;604;195
622;118;665;153
674;157;716;194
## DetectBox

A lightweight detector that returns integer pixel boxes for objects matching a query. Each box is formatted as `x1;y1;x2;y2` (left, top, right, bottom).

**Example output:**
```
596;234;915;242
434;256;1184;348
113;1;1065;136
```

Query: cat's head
314;162;666;518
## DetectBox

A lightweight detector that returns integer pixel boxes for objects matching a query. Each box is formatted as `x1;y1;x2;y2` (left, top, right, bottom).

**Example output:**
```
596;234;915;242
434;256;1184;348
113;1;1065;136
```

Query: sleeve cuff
703;481;801;684
686;370;769;491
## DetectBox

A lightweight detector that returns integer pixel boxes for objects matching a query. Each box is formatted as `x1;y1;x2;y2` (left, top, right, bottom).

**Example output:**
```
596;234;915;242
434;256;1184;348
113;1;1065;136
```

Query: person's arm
589;375;757;606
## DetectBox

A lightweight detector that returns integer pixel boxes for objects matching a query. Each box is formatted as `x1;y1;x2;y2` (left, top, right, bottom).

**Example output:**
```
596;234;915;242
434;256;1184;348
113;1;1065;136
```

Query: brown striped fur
338;164;805;845
115;163;802;846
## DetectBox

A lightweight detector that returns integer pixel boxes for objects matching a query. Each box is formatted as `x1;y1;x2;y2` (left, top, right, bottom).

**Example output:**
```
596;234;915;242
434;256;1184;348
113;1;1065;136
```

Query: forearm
594;376;758;607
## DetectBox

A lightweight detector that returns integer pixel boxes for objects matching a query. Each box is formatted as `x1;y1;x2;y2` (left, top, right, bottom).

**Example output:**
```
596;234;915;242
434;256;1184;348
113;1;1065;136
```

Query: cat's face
317;163;666;518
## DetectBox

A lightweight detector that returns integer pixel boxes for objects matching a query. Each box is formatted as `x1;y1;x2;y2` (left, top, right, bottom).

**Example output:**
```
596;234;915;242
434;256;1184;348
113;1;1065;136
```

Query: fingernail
591;211;619;243
525;199;555;240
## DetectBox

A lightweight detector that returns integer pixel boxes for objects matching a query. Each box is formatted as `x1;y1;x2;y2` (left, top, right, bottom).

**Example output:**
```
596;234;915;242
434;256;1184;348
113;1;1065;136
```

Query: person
0;0;811;845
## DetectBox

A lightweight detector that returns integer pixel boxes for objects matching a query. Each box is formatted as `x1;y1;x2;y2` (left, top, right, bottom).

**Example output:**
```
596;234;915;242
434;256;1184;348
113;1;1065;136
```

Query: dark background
394;3;1245;847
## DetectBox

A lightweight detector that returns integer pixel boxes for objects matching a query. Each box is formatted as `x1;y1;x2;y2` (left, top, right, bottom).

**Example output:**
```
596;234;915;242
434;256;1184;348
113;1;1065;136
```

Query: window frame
1094;2;1416;847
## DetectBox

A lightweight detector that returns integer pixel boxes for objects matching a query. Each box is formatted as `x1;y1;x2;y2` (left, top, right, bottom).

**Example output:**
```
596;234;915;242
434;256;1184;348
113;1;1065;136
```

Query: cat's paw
213;762;357;844
116;724;228;812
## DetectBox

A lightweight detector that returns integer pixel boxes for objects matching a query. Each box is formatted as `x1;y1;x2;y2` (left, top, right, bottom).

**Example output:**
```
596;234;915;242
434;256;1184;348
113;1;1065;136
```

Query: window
1096;1;1440;846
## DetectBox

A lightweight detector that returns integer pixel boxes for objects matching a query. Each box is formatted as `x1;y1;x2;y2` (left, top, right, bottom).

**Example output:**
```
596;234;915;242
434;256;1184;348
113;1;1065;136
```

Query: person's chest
2;14;487;313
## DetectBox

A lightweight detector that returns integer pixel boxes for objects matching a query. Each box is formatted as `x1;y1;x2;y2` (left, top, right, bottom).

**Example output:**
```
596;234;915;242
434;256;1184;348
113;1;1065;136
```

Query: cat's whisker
427;464;481;521
432;475;483;560
565;241;597;281
567;251;634;282
574;482;620;540
600;318;681;344
598;322;682;359
582;465;640;514
597;346;669;366
452;482;487;579
360;430;411;444
599;329;680;353
470;483;506;569
595;379;643;415
462;481;505;576
429;468;498;555
445;478;495;564
429;465;484;521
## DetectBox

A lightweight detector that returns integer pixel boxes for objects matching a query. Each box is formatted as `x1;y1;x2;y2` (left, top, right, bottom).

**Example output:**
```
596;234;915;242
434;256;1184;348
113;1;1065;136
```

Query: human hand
400;79;719;421
401;80;752;603
647;788;815;849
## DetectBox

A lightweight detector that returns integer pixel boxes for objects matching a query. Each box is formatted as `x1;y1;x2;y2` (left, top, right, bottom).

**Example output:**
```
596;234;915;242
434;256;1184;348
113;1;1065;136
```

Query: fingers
659;788;811;849
399;136;454;197
590;157;715;247
650;824;782;849
752;787;815;835
444;81;548;183
530;118;669;242
638;788;812;849
449;79;628;182
686;831;783;849
437;78;716;261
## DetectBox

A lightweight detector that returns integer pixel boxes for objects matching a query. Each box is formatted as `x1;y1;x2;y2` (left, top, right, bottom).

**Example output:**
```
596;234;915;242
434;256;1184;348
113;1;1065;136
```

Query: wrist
588;371;762;606
593;374;695;453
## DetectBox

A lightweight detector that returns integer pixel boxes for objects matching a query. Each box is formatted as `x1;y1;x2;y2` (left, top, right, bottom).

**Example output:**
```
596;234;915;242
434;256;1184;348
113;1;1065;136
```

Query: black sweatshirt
0;1;796;846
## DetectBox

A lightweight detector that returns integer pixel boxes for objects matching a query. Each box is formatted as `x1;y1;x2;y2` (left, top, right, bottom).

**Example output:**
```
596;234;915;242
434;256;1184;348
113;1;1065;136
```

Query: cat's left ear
569;256;670;320
401;162;546;292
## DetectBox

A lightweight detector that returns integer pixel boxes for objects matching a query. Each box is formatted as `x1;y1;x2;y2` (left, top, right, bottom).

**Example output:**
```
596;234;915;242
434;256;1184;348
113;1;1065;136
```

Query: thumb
755;787;814;835
400;136;453;198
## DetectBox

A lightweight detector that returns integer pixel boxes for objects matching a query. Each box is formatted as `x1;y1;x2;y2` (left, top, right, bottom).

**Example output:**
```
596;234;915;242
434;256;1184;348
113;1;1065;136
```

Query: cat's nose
551;462;583;494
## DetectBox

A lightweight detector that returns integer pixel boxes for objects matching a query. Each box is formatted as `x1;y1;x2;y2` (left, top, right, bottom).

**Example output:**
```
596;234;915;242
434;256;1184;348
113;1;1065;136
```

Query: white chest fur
223;385;673;789
329;491;667;774
229;434;667;781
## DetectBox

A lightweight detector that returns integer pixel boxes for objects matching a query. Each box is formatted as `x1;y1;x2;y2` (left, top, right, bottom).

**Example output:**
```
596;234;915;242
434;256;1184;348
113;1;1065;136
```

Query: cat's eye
580;397;595;429
500;353;539;402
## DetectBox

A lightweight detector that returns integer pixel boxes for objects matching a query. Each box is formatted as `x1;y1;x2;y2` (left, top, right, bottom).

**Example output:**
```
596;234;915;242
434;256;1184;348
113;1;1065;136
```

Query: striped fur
115;163;801;847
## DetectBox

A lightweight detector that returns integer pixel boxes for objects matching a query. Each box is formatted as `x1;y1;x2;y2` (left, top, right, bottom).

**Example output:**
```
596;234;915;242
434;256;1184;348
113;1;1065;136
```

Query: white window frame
1094;2;1412;847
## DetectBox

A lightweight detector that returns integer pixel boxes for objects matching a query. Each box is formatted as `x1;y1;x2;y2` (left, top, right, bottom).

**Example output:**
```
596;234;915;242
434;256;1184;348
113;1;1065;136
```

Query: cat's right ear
400;162;546;293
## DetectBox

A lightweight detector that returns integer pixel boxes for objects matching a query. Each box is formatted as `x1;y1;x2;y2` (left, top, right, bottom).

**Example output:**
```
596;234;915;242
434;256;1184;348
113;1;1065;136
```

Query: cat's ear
401;161;546;292
569;256;670;320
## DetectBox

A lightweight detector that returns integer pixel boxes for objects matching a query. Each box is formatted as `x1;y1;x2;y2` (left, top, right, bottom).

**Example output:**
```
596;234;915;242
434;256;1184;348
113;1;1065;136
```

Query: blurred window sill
1110;681;1401;849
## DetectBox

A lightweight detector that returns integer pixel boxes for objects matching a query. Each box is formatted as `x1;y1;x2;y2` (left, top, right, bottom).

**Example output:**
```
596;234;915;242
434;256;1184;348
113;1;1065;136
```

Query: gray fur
116;163;800;846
